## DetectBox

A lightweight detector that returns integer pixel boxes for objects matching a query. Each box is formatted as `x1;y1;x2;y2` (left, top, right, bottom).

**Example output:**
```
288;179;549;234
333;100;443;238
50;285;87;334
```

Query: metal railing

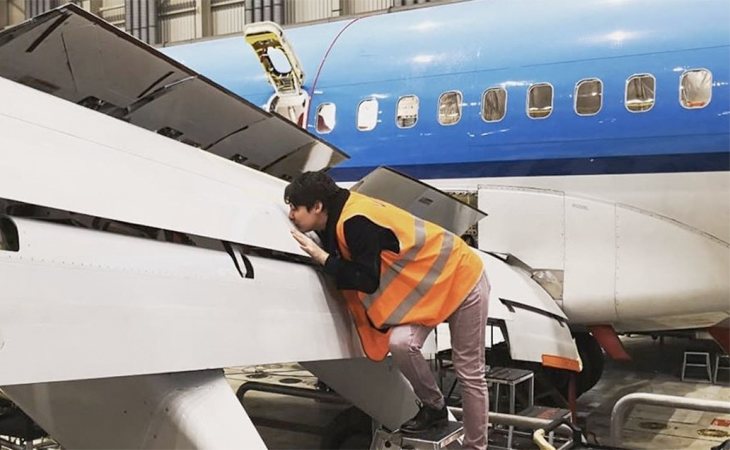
450;406;576;449
610;392;730;446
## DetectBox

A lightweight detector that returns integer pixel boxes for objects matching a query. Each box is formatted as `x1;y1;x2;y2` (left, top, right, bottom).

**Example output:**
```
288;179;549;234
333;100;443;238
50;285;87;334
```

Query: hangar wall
4;0;446;44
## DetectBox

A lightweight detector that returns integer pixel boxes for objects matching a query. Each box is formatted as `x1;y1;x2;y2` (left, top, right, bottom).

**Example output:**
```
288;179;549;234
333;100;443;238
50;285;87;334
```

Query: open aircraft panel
0;5;347;181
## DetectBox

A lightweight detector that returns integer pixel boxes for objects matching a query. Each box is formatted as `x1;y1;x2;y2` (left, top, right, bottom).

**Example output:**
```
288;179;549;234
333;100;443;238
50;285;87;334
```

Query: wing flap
480;253;581;370
0;5;346;180
351;167;487;236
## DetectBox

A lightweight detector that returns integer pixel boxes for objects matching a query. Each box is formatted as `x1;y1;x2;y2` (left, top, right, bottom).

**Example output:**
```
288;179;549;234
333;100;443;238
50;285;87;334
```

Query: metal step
370;421;464;450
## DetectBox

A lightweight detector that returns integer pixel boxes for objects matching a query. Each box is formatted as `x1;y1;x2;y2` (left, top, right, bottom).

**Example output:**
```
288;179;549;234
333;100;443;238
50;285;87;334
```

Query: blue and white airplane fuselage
163;0;730;348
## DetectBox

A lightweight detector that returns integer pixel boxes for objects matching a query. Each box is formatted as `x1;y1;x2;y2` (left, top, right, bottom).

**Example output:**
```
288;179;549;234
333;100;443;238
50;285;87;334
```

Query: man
285;171;489;450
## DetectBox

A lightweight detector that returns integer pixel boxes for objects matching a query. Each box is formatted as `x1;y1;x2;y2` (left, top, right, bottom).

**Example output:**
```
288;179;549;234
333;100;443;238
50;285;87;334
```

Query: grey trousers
389;273;490;450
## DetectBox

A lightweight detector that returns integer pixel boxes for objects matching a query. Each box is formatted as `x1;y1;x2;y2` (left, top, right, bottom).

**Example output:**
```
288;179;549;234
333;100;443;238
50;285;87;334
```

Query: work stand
370;421;464;450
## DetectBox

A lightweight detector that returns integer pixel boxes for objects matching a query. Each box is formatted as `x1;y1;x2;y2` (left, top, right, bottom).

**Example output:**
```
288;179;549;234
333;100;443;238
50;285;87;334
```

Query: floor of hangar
225;335;730;450
578;334;730;449
225;364;355;449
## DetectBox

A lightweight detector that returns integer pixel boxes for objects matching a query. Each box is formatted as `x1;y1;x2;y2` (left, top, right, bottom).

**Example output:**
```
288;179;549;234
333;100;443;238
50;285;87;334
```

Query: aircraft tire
574;332;604;395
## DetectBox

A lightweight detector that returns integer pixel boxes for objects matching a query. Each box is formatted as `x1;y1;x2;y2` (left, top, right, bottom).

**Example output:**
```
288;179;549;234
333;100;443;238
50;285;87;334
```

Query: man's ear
313;201;324;214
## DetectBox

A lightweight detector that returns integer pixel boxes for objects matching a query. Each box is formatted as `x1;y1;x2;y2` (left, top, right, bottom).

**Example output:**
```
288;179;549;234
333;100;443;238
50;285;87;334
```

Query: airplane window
680;69;712;109
396;95;419;128
575;79;602;116
357;98;379;131
316;102;336;134
0;217;19;252
438;91;462;125
625;74;655;112
527;83;553;119
482;87;507;122
265;47;293;75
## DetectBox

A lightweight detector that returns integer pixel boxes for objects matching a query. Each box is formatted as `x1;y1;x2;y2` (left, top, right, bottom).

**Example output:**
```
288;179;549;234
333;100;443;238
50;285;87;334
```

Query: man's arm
323;215;392;294
324;216;381;294
291;215;397;294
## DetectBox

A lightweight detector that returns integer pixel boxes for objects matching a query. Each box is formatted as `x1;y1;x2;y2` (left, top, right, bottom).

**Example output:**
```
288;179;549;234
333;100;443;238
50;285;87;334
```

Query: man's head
284;171;340;232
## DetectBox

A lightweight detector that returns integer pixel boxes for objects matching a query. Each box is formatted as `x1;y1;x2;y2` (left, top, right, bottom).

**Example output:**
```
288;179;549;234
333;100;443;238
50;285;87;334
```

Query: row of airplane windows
314;68;713;134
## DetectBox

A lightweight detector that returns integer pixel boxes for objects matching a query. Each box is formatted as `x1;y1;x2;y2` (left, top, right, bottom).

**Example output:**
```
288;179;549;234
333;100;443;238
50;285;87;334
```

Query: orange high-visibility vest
336;192;484;361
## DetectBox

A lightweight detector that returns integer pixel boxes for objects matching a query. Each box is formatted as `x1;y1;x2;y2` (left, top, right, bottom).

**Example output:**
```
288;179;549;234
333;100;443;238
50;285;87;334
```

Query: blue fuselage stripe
328;152;730;182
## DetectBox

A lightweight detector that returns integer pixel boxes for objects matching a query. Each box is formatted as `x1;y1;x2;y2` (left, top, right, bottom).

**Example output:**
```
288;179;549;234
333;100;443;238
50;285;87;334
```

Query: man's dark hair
284;171;341;211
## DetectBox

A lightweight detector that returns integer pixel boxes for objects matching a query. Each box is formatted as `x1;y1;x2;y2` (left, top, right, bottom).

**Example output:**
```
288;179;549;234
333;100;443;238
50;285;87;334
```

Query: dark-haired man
285;171;489;450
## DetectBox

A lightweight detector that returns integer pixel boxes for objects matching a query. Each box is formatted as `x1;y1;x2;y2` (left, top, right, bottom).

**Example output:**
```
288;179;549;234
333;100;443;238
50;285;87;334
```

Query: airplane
0;5;580;448
161;0;730;396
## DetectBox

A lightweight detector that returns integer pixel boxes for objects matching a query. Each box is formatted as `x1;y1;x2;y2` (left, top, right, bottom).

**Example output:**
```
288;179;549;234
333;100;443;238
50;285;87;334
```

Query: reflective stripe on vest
336;192;484;331
361;217;426;310
382;232;454;326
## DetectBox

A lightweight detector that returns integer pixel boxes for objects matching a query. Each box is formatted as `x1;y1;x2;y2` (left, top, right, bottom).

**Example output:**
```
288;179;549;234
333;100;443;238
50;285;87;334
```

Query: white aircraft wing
0;8;580;446
0;75;418;440
0;5;349;257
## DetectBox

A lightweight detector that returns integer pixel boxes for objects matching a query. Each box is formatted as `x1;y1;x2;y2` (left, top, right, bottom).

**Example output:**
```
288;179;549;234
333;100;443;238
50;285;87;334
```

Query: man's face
288;202;325;232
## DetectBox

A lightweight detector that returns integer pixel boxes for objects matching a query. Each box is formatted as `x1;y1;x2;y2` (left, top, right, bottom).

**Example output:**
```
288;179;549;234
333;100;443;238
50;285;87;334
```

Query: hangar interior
1;0;449;44
0;1;728;450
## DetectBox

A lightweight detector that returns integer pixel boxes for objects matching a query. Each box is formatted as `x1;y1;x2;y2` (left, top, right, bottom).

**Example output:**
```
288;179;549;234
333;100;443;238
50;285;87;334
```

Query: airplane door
243;22;309;127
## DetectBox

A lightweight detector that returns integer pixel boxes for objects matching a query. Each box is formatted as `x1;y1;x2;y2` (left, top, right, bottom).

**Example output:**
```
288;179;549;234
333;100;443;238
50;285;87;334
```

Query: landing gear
574;332;605;395
487;332;605;406
543;332;605;401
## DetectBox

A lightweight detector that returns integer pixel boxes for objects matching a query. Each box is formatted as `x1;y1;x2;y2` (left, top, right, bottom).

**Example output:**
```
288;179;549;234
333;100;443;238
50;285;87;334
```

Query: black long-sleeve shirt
316;189;399;294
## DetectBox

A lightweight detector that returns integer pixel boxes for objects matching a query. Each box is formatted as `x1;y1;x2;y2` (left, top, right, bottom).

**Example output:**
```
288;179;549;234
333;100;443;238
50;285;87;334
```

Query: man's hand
291;229;329;265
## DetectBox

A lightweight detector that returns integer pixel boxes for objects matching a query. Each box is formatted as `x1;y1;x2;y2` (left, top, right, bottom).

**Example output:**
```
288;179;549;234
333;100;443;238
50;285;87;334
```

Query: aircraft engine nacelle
478;186;729;333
